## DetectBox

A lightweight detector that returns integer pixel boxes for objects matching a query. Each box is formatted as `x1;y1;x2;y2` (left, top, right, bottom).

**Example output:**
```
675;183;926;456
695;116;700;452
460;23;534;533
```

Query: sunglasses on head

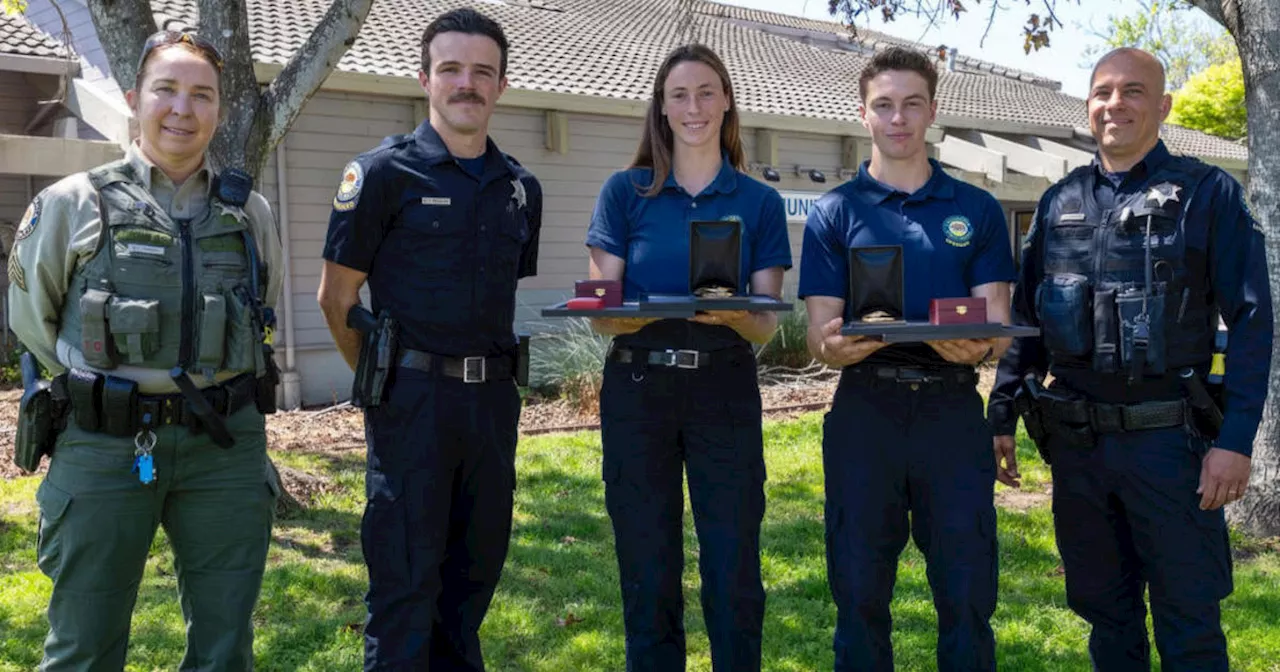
137;30;225;73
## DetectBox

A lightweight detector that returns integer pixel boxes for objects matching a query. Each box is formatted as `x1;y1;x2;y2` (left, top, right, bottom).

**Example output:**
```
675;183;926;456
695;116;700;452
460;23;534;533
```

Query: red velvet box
575;280;623;308
929;297;987;325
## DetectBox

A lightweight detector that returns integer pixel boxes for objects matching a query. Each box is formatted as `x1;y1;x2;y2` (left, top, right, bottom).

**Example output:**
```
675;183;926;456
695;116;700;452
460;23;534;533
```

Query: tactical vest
1036;157;1218;377
58;160;263;378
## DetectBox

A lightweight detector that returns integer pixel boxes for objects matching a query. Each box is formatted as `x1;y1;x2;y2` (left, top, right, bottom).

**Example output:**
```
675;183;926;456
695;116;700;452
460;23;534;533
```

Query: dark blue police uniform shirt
991;140;1272;456
322;121;543;357
584;157;792;349
799;159;1016;367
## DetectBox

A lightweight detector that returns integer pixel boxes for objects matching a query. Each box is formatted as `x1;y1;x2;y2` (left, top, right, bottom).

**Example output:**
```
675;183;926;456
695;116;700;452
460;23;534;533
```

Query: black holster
14;353;68;472
515;333;531;387
350;307;398;408
1013;375;1054;464
255;344;281;415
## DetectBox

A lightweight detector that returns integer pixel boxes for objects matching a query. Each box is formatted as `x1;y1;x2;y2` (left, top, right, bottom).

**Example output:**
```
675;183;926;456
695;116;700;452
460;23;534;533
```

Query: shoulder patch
7;253;26;292
333;161;364;212
14;196;42;241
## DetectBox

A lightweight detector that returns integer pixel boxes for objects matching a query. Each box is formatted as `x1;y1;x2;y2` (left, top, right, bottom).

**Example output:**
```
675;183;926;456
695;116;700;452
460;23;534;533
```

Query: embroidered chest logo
509;178;527;210
1146;182;1182;208
942;215;973;248
333;161;364;212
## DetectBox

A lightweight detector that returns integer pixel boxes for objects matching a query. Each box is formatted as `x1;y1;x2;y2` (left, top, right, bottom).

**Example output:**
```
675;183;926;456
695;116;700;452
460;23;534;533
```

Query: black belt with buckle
398;348;513;383
610;346;711;369
137;373;258;431
852;365;978;387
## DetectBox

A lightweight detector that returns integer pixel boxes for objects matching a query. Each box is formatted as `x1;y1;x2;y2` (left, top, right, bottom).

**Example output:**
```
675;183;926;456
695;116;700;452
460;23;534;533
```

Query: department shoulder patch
333;161;364;212
942;215;973;247
14;196;42;241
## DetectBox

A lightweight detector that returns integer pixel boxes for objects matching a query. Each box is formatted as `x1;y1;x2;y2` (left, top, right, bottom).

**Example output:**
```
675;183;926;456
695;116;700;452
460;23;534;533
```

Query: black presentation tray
541;300;697;318
840;321;1040;343
640;294;795;312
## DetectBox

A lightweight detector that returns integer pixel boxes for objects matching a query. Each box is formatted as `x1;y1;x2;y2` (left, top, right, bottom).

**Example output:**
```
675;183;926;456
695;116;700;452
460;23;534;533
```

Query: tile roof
68;0;1256;163
0;10;67;58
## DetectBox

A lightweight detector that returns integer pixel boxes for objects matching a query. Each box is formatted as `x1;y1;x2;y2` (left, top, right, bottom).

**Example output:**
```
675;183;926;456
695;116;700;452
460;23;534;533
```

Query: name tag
1060;213;1086;222
421;197;451;206
125;243;167;256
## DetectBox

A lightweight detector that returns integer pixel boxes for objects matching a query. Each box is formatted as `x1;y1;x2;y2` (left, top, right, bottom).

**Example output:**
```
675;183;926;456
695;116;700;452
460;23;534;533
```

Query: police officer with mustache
318;9;542;671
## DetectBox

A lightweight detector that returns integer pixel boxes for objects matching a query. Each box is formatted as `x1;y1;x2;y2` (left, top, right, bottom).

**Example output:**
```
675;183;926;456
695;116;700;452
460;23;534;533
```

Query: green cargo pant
34;404;278;671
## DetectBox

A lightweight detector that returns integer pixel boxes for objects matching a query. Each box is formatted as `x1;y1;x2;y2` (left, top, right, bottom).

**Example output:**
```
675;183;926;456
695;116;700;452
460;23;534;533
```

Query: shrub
528;318;610;414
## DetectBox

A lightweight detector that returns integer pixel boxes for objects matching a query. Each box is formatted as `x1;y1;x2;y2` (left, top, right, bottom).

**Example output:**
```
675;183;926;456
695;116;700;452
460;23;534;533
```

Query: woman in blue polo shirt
584;44;791;672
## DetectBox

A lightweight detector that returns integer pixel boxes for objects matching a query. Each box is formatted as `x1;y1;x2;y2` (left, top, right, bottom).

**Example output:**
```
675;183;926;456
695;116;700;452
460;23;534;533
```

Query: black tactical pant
1051;426;1232;671
599;343;766;672
361;367;521;672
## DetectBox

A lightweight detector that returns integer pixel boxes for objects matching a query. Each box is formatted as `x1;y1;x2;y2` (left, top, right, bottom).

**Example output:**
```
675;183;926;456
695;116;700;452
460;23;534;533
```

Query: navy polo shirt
322;121;543;356
991;141;1272;455
799;159;1016;366
585;158;792;349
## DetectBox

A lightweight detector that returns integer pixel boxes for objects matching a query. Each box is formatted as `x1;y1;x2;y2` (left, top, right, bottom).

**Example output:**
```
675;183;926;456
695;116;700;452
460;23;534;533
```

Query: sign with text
779;190;823;224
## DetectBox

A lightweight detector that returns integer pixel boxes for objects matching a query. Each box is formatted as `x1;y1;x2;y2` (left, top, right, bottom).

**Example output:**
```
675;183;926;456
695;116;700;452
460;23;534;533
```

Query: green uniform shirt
7;143;283;393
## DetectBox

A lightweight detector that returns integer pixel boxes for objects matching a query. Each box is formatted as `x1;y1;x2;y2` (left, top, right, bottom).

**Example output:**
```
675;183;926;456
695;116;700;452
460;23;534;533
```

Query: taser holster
348;306;398;408
14;352;67;472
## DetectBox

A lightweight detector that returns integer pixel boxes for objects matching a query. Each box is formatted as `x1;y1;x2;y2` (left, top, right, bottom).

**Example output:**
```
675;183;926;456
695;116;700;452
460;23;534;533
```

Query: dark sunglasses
137;30;225;74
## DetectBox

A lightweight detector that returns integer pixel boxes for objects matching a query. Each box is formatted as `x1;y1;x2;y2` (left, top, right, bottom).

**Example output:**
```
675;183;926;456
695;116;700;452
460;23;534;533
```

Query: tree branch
1187;0;1230;30
85;0;156;95
262;0;374;154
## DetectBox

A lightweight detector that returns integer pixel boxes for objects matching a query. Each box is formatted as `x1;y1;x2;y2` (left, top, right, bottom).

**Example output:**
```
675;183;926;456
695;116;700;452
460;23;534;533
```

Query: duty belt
63;370;259;437
1047;397;1187;433
398;348;513;383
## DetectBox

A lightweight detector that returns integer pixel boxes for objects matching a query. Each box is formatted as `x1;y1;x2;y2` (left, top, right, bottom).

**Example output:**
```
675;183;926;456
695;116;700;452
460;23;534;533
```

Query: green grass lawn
2;414;1279;671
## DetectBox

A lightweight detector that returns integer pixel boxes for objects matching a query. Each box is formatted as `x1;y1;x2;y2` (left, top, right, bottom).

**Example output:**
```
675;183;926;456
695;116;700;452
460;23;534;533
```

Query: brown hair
134;30;224;93
631;44;745;197
421;8;509;77
858;47;938;103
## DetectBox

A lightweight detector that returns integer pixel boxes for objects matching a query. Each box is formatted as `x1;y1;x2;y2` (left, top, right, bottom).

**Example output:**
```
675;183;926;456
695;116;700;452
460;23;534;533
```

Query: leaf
556;612;585;627
2;0;28;15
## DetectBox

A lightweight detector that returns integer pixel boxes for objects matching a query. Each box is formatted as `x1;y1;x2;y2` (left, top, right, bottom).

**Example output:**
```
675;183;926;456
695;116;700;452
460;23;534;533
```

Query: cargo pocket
35;480;73;580
1036;273;1093;357
107;298;161;364
225;287;257;373
361;469;410;594
196;293;227;371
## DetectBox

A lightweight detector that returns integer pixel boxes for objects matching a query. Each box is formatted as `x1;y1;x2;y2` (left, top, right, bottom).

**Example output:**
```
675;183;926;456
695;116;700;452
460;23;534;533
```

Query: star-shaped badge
215;201;249;224
510;178;527;209
1147;182;1182;208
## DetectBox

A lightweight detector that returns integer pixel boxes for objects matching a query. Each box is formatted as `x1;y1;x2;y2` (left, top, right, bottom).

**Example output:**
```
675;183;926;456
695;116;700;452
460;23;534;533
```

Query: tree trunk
1192;0;1280;536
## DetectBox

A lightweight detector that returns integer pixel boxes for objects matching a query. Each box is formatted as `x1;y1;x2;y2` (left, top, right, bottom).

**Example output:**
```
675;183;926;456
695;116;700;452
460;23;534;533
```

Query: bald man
988;48;1271;670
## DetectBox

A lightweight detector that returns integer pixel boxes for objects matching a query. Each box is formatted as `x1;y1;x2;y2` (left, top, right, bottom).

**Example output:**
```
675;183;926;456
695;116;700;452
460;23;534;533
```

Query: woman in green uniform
7;30;283;670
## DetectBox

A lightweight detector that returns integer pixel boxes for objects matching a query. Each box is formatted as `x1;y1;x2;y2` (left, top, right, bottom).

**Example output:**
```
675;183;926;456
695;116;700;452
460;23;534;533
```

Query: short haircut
858;47;939;102
1089;47;1167;95
420;8;510;77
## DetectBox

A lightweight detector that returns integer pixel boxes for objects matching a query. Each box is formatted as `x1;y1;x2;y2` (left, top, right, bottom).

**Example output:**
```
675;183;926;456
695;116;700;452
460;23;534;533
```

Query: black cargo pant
823;366;998;672
1050;425;1233;671
599;342;767;672
361;366;521;672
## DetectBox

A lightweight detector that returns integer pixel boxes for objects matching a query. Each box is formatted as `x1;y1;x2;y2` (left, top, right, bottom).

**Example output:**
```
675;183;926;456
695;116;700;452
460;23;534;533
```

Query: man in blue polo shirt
799;47;1015;671
317;9;542;671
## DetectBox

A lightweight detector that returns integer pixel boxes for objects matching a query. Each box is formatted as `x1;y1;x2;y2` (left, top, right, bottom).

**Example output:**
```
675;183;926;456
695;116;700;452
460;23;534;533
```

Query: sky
715;0;1223;99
